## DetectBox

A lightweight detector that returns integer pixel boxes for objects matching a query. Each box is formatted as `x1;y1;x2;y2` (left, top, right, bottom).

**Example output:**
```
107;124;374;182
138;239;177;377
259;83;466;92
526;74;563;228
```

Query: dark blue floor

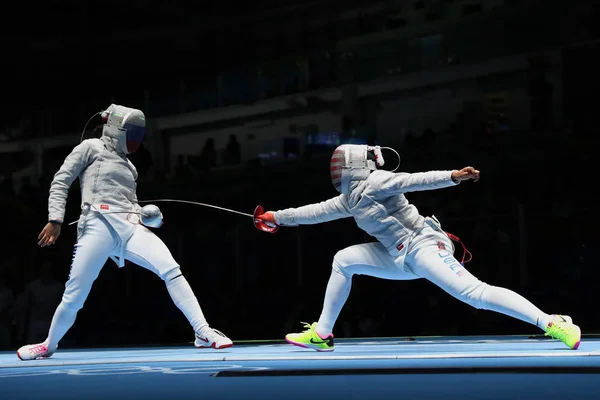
2;336;600;400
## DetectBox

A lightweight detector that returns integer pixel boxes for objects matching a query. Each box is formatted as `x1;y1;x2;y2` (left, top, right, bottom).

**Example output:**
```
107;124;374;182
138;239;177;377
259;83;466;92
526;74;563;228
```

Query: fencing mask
101;104;146;154
330;144;399;194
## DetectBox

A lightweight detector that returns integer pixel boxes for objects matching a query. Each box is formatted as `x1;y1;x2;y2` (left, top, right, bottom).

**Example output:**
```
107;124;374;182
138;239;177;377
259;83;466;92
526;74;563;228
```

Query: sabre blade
137;199;254;218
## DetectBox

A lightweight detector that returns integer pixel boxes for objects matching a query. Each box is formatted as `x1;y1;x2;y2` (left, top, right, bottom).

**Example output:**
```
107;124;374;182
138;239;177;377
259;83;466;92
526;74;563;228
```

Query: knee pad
460;282;490;309
60;296;86;313
332;249;355;277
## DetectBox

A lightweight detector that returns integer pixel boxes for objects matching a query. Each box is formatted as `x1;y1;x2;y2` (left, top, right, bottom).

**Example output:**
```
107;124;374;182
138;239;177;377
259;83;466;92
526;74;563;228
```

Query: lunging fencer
17;104;232;361
256;144;581;351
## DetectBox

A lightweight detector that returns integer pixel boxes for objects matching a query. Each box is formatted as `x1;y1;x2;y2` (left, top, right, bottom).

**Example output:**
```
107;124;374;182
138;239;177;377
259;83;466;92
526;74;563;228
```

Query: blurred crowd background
0;0;598;350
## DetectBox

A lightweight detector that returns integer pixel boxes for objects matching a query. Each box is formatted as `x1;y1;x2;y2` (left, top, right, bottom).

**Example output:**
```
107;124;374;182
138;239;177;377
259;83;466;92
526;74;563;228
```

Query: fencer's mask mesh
101;104;146;154
330;144;385;194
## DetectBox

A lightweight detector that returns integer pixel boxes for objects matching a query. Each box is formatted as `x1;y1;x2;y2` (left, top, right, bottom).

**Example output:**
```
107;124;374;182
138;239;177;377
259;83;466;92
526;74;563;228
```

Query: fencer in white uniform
17;105;232;360
256;144;581;351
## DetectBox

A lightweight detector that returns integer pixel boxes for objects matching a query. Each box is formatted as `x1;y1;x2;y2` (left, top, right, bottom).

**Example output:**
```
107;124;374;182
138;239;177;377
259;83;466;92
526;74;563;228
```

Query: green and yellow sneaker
285;322;335;352
545;315;581;349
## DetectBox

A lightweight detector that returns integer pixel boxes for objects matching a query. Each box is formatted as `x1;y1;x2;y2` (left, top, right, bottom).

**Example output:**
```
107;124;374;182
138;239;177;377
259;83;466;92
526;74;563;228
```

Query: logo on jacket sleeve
100;204;109;210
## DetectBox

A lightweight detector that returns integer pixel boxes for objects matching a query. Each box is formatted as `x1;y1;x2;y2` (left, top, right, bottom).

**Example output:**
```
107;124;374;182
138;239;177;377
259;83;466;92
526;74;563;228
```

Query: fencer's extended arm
48;142;92;223
372;170;459;194
274;195;352;226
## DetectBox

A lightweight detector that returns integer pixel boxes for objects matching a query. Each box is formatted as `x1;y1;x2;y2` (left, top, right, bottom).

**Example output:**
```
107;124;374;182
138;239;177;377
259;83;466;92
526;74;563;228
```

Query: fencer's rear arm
48;142;92;223
371;170;459;195
274;195;352;226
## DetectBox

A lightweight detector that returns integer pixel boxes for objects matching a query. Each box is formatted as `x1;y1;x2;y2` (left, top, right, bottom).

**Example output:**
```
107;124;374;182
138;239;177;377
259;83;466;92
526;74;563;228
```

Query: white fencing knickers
45;215;207;350
316;226;551;336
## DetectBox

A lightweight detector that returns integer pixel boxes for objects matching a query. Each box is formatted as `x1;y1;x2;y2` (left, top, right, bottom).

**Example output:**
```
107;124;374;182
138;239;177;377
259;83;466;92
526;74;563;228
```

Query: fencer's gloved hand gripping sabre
253;206;279;233
255;211;276;225
139;204;164;228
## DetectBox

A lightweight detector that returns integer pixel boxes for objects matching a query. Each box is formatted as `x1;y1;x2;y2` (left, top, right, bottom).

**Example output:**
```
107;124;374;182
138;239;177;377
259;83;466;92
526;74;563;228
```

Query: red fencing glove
253;205;280;233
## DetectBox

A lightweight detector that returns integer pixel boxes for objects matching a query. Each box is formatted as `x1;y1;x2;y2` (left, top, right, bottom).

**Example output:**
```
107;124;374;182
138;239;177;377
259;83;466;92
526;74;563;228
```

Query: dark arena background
1;1;600;399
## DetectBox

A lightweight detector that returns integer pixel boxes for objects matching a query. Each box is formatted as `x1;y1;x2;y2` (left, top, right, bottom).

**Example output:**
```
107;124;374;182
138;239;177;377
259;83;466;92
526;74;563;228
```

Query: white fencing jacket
48;135;142;266
274;169;459;268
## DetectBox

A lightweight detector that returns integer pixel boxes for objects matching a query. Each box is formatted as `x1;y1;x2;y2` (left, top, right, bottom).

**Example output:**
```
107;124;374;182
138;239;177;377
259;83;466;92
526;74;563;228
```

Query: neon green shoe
545;315;581;349
285;322;335;352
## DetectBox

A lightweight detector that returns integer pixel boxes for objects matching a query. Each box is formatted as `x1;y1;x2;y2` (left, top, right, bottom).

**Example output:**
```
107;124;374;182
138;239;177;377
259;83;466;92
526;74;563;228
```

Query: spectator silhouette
199;138;217;171
174;154;193;179
223;134;241;165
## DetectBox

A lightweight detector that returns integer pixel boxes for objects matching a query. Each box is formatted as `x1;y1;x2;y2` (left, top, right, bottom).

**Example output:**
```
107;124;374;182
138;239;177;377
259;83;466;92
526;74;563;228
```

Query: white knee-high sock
316;268;352;337
46;302;78;350
166;275;208;333
478;285;553;330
